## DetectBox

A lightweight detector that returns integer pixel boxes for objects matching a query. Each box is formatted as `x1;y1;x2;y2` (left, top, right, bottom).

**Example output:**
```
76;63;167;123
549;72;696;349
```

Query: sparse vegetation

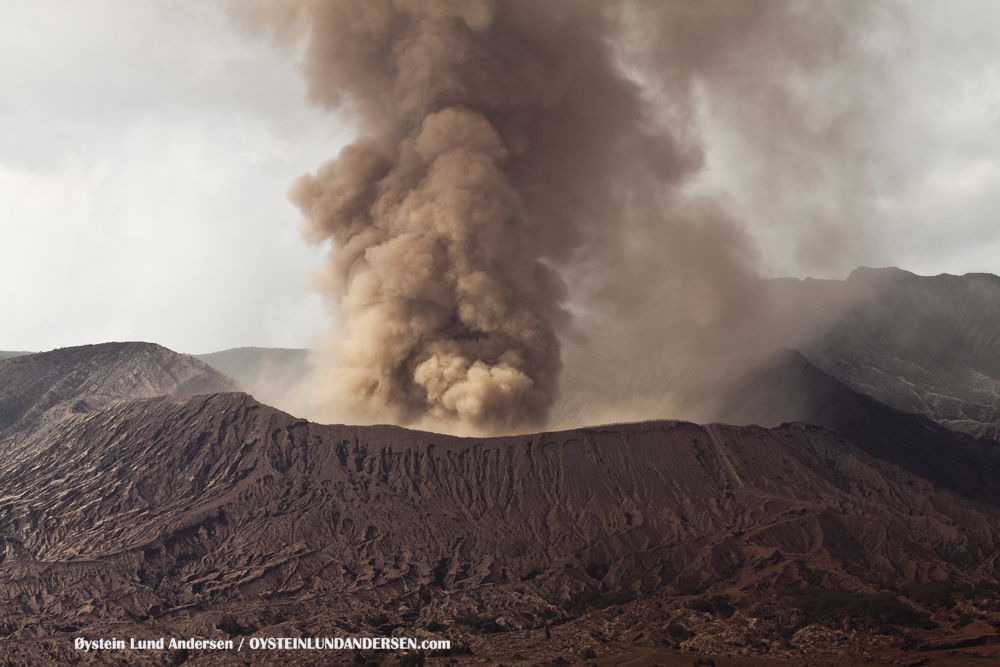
215;616;257;637
685;595;735;618
399;650;425;667
455;612;504;633
428;642;472;658
352;651;381;667
666;623;693;641
974;579;1000;598
783;587;937;630
884;579;1000;615
686;598;713;613
898;582;956;611
567;590;635;615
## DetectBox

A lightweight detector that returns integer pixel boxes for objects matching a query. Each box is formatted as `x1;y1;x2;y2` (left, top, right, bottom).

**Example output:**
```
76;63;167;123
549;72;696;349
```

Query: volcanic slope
204;268;1000;441
2;344;1000;665
774;267;1000;439
0;342;242;436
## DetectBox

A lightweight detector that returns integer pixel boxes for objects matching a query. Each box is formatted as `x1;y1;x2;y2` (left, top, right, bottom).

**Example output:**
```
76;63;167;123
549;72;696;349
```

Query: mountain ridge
2;342;1000;664
184;268;1000;442
0;341;243;438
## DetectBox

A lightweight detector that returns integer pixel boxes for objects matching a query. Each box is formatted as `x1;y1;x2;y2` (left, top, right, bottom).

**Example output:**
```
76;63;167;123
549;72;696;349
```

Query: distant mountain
780;267;1000;438
195;346;311;410
186;269;1000;442
0;342;242;436
0;351;33;361
2;342;999;665
194;347;309;387
554;268;1000;437
719;348;1000;506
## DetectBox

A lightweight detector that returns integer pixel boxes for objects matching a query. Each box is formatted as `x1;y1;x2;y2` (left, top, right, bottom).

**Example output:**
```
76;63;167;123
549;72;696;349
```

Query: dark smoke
255;0;895;433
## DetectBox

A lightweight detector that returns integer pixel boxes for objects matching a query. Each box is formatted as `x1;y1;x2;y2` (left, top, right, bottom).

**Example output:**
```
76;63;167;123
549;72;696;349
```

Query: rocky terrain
0;342;241;435
1;342;999;665
783;268;1000;440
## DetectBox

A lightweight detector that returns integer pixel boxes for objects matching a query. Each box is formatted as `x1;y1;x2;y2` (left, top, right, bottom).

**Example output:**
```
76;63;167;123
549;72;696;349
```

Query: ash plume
263;0;894;433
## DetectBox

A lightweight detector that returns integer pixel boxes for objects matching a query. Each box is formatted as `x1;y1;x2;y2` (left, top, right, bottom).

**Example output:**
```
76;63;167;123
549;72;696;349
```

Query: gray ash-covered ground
1;343;999;666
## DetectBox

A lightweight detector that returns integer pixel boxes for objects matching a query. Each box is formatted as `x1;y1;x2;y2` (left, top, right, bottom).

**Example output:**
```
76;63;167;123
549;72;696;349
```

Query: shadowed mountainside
790;268;1000;438
718;348;1000;507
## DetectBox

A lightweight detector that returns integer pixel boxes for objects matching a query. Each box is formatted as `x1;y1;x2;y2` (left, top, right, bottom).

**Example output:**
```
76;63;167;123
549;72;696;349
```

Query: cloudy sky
1;0;999;354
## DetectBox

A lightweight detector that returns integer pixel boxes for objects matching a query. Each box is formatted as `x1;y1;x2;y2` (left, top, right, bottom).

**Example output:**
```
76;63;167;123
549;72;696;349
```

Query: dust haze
239;0;903;434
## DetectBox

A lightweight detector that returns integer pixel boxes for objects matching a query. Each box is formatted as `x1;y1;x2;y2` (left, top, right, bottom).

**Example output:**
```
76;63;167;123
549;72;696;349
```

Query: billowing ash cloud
290;106;564;430
272;0;891;433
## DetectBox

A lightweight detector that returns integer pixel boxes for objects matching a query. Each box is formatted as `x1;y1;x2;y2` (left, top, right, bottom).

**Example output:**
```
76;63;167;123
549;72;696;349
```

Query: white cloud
686;0;1000;280
0;0;350;353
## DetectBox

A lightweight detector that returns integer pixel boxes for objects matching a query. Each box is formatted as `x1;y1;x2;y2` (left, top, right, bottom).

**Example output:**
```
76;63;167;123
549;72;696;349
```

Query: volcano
1;341;999;665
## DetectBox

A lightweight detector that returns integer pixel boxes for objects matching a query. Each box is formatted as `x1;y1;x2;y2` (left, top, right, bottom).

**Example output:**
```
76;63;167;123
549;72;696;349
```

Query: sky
1;0;999;354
